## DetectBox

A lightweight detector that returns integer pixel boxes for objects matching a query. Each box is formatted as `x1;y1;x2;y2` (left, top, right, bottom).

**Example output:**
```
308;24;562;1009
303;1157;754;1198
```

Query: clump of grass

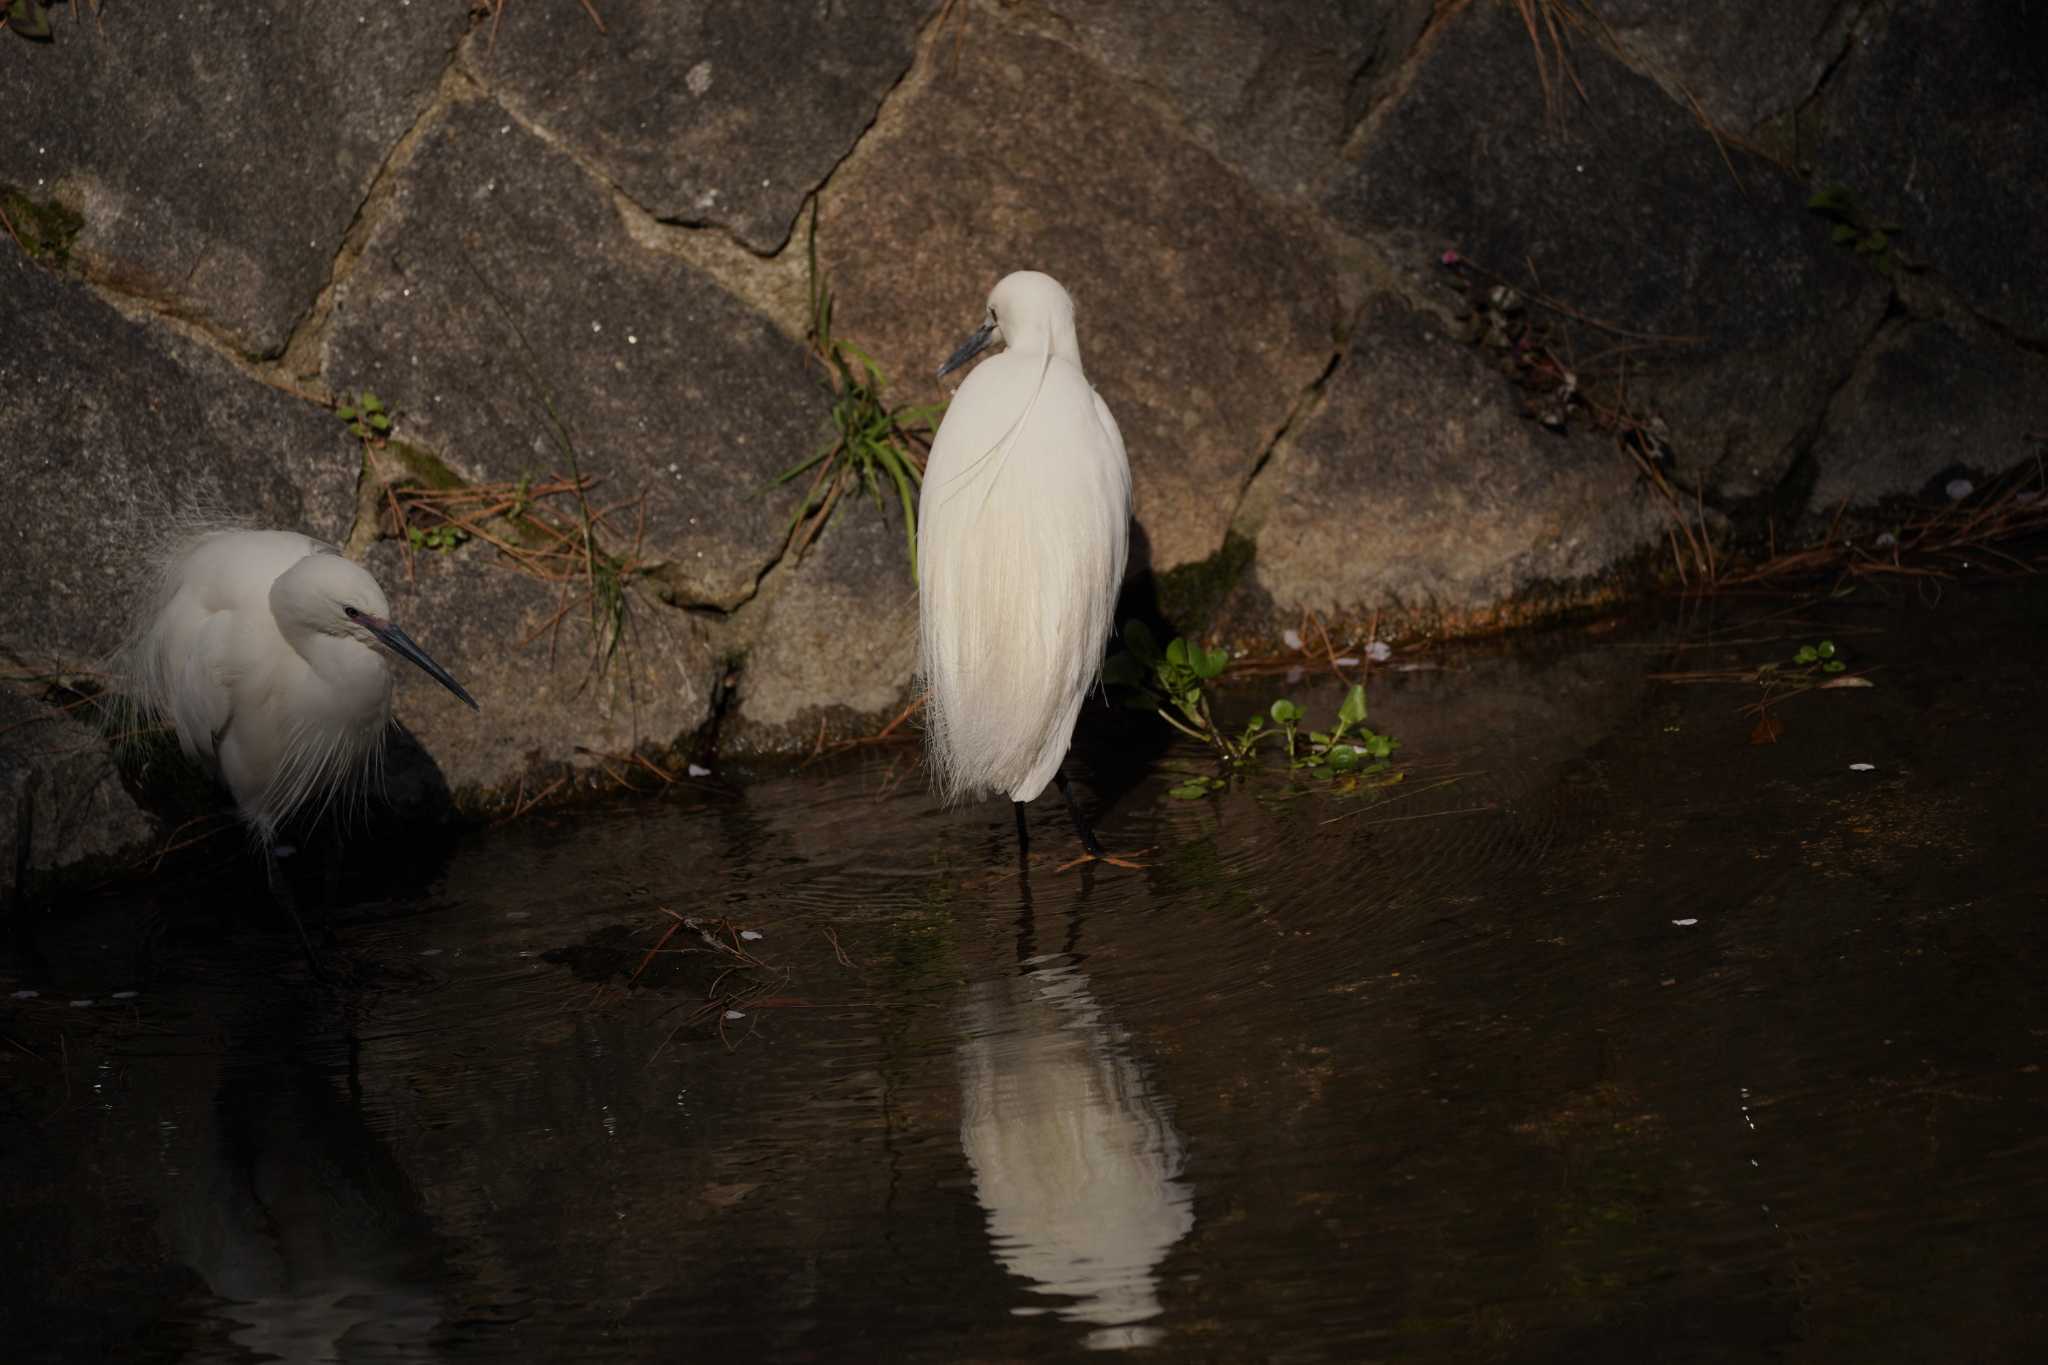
1105;620;1401;799
336;374;651;682
776;206;944;579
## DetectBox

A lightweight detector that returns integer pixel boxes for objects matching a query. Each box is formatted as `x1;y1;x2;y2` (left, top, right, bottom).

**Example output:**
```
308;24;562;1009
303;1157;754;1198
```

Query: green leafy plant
1759;638;1848;680
407;523;468;553
337;391;393;442
1106;621;1400;798
1103;621;1228;746
776;207;945;579
0;186;82;264
1747;638;1853;743
1807;187;1905;275
5;1;54;41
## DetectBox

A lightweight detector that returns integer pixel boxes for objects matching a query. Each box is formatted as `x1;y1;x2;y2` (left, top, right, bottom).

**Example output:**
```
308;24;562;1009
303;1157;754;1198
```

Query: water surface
5;583;2045;1361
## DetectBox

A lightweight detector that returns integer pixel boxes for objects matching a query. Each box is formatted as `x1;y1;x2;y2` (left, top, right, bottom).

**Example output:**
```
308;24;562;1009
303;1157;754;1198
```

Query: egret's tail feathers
917;397;1128;805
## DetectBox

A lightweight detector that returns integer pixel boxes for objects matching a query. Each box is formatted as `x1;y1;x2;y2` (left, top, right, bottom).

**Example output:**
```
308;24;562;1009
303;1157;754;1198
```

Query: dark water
5;583;2046;1362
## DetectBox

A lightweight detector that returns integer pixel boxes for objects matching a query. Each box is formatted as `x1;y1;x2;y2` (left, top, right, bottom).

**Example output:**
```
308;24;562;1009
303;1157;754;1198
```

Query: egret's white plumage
123;528;477;843
918;272;1132;807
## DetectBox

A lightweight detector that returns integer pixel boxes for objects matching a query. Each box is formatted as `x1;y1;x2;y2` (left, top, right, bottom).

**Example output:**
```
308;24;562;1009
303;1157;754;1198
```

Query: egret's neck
301;633;396;725
1006;313;1085;377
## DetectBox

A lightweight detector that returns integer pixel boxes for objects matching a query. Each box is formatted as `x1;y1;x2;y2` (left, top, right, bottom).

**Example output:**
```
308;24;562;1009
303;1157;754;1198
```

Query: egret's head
272;551;480;710
937;271;1078;378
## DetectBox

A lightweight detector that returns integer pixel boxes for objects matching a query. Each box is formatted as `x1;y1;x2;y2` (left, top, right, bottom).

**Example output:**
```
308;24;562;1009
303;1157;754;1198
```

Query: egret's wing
166;612;237;766
1090;387;1134;560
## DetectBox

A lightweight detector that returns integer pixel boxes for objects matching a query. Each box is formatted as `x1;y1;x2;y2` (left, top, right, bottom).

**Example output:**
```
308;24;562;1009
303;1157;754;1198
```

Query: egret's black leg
1014;800;1030;857
1053;769;1105;860
266;848;330;983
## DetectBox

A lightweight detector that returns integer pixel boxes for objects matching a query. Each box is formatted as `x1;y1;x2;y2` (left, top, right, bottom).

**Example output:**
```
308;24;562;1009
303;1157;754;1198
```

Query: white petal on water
111;991;139;1000
722;1009;745;1020
1671;918;1699;927
10;990;37;1000
1366;640;1392;662
1946;478;1975;501
1334;656;1360;667
1281;628;1304;651
687;763;712;778
1849;762;1876;771
739;930;763;941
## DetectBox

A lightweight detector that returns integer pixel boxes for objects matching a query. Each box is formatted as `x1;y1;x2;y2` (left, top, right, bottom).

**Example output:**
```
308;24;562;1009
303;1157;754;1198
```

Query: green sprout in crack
337;390;393;443
406;523;469;554
775;205;944;580
1808;186;1908;276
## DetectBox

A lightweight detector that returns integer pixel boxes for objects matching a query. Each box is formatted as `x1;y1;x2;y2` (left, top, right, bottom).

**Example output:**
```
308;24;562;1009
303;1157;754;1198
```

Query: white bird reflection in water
148;1038;447;1362
959;950;1196;1351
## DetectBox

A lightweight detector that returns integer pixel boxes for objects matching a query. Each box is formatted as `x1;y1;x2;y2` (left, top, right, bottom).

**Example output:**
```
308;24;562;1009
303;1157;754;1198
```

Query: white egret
123;529;477;915
919;272;1133;864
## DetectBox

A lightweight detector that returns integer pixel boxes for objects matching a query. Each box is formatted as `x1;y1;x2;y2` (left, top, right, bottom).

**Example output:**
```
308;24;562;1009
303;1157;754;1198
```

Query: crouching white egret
919;271;1134;866
123;529;477;950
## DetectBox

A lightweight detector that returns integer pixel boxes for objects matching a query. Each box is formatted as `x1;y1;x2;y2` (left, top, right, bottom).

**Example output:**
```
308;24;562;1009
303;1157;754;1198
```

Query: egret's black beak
936;320;997;378
364;616;480;711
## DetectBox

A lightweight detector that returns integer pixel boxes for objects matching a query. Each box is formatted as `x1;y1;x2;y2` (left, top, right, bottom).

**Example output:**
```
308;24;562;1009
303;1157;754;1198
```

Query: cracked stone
1807;319;2048;518
1237;294;1668;631
1595;0;1857;133
469;0;936;252
0;0;461;357
1815;1;2048;342
356;542;716;807
1327;0;1880;504
724;503;918;752
323;97;825;611
819;22;1342;577
0;249;359;670
999;0;1433;201
0;684;159;877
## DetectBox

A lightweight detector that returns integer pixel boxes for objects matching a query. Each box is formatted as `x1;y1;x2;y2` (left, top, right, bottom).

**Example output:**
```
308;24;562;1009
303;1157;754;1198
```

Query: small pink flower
1440;249;1463;267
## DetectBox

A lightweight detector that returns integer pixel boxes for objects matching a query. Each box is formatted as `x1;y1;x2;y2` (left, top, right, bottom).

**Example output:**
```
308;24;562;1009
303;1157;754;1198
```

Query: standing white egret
919;271;1133;864
123;529;477;916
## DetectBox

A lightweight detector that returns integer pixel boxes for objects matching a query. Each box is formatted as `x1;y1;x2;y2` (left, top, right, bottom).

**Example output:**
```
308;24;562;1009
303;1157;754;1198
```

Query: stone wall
4;0;2044;869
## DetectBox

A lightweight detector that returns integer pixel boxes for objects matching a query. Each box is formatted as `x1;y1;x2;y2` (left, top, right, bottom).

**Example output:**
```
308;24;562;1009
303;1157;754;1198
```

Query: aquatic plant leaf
1338;684;1367;728
1101;652;1147;689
